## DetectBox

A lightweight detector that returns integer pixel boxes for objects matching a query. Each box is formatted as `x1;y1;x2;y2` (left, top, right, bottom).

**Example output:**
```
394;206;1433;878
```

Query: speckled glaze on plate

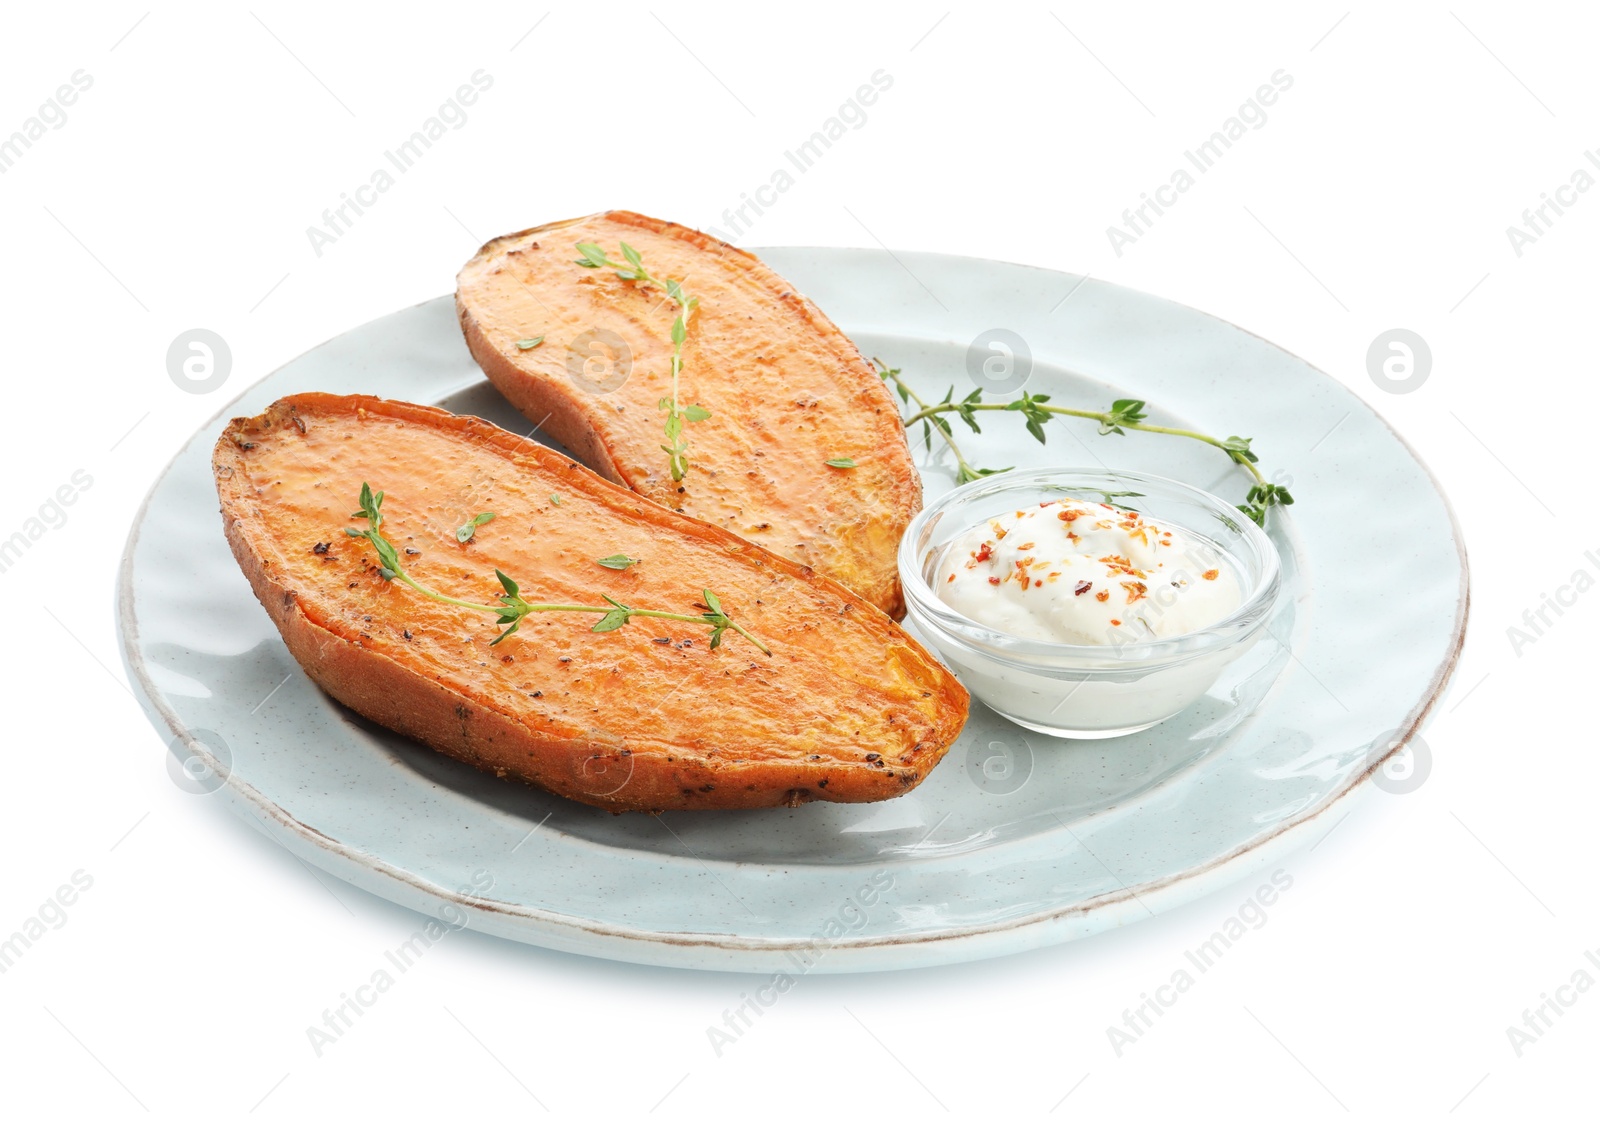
117;250;1467;973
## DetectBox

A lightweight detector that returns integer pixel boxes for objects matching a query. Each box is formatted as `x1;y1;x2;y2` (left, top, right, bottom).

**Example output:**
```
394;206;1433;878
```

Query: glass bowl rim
897;466;1283;666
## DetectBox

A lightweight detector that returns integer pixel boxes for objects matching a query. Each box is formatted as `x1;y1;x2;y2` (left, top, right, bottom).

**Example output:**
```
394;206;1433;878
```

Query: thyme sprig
874;360;1293;527
574;241;709;482
344;484;769;653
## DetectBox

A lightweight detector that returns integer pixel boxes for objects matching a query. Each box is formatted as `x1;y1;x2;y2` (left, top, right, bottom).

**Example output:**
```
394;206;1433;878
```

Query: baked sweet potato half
456;210;920;618
214;393;966;812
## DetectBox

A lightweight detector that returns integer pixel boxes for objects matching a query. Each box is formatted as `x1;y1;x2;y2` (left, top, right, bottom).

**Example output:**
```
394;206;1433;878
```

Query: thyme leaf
455;512;496;543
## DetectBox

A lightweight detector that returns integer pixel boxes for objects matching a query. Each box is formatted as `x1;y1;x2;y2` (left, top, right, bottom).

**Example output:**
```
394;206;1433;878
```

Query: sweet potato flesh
215;394;967;811
456;211;920;618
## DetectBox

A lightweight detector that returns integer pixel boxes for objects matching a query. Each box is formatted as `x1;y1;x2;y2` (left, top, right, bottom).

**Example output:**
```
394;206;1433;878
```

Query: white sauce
935;499;1242;645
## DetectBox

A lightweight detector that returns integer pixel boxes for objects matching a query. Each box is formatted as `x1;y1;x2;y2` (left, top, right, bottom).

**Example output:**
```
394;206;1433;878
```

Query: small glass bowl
898;467;1282;738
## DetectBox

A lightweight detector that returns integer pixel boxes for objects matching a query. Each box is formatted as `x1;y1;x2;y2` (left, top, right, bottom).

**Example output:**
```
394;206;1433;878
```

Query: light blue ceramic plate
117;250;1467;972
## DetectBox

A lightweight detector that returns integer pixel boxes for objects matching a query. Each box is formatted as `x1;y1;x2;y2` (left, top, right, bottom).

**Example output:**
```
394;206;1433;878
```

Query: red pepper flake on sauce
988;576;1001;585
1203;568;1220;581
974;542;994;563
1095;589;1110;602
1099;554;1147;579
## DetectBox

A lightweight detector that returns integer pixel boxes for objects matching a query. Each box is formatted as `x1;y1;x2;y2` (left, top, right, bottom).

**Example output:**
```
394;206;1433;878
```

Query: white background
1;2;1594;1120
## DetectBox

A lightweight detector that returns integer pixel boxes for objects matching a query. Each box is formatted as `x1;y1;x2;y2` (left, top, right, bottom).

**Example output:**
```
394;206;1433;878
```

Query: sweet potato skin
213;394;966;812
455;210;920;618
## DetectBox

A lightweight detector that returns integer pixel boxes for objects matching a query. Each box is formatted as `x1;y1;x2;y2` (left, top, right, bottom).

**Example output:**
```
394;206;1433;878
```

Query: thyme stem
881;365;986;483
898;401;1271;489
874;359;1291;526
395;575;723;623
345;484;770;654
574;241;707;481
